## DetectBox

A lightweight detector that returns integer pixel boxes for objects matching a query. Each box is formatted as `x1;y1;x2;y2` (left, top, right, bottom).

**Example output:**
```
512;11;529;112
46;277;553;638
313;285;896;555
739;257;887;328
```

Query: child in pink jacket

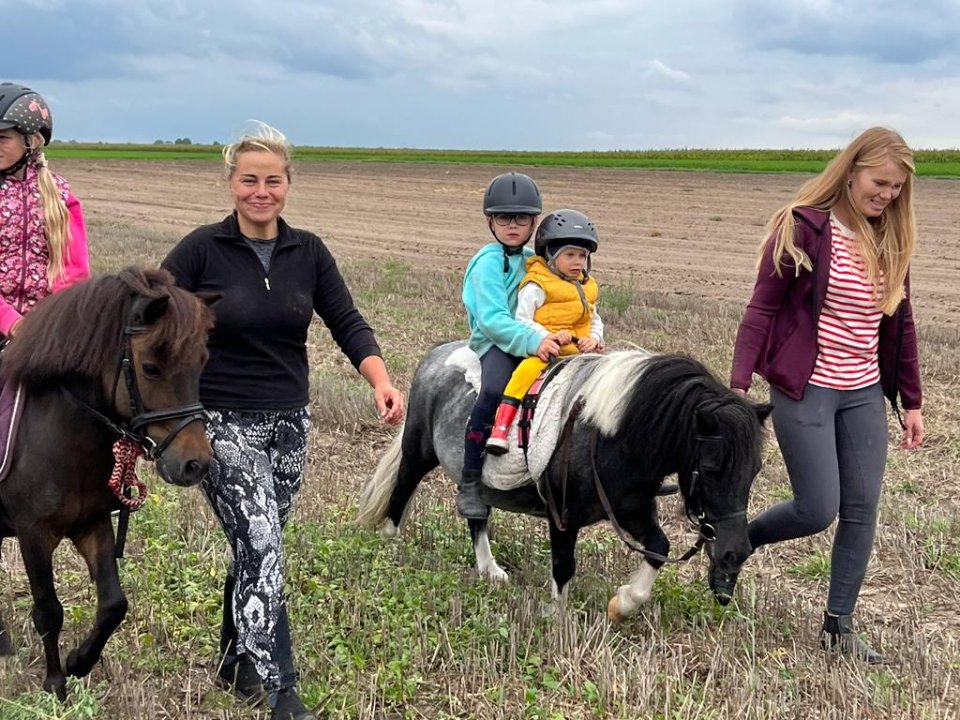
0;82;89;338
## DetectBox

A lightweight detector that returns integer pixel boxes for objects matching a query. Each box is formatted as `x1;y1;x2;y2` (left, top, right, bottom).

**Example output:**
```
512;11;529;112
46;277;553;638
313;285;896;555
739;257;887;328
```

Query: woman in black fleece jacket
162;122;403;720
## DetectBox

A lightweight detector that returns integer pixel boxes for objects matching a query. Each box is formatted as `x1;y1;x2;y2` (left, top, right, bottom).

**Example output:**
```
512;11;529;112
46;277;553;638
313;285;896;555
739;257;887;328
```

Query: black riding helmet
534;209;599;279
0;83;52;178
483;172;542;215
0;83;53;144
484;172;542;271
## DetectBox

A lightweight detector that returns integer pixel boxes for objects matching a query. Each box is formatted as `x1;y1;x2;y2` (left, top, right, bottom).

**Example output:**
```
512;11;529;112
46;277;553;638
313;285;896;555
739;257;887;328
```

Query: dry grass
0;220;958;719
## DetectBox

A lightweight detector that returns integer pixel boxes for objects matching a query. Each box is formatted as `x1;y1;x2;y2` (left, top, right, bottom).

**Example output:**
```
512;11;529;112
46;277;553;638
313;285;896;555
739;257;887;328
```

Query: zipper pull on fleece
264;277;271;290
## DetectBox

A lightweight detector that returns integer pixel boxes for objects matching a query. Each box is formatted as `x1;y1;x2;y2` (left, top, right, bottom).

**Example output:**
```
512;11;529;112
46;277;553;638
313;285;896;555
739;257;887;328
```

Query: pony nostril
183;459;207;483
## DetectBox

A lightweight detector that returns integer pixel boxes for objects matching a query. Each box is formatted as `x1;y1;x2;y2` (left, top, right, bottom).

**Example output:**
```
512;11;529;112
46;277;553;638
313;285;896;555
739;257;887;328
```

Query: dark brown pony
0;267;214;700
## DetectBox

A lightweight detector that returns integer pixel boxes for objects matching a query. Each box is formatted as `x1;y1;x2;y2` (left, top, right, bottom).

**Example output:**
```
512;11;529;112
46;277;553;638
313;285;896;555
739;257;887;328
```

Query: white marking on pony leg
551;579;570;602
381;519;399;539
610;562;658;620
474;529;509;583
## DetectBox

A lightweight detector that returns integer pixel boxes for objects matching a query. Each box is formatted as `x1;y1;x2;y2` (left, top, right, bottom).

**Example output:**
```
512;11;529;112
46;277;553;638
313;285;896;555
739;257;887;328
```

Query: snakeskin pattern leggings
204;408;310;693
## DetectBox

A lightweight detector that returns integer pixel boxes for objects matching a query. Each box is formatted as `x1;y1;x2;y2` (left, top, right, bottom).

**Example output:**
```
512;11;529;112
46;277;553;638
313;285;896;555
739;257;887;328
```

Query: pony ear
195;291;222;308
130;296;169;326
754;403;773;426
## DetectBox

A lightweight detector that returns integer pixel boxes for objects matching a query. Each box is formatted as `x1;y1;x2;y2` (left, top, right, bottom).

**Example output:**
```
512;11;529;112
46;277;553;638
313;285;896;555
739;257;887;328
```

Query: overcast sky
5;0;960;150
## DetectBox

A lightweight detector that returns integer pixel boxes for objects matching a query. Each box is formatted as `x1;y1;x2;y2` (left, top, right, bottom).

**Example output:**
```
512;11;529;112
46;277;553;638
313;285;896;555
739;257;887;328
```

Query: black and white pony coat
359;340;770;620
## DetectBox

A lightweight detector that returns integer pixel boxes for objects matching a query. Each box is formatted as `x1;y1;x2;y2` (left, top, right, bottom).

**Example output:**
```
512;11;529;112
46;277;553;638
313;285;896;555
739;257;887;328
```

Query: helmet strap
0;147;34;179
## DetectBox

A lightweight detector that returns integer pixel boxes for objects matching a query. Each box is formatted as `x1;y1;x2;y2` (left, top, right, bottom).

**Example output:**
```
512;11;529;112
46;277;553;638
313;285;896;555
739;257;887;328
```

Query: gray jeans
748;383;888;615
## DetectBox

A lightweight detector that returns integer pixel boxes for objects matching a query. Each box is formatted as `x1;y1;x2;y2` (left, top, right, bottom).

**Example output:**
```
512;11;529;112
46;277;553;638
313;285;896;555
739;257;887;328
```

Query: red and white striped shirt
809;214;884;391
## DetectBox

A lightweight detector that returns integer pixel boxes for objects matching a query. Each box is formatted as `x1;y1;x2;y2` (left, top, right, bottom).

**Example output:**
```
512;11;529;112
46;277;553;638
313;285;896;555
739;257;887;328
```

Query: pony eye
142;363;162;379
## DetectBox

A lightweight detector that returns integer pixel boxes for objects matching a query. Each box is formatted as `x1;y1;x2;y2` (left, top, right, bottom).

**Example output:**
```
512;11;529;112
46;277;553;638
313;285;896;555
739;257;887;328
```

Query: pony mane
581;353;753;467
3;267;212;386
578;350;656;435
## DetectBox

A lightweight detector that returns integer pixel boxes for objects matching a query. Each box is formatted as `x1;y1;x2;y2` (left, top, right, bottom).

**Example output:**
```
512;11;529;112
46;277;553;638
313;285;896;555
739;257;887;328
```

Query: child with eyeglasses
458;172;566;520
485;209;604;455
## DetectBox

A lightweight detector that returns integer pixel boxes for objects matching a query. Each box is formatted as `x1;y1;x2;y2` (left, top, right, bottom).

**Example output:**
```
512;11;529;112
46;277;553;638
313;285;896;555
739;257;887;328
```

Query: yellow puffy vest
520;256;599;339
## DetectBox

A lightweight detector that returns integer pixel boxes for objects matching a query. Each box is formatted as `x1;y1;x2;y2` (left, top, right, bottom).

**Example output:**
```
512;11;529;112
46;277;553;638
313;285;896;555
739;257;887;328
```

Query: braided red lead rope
109;438;148;509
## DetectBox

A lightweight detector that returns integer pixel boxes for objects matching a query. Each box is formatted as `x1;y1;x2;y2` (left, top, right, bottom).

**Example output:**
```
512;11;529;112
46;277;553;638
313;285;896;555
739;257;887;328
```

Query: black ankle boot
820;612;886;664
270;687;316;720
216;654;265;704
456;467;489;520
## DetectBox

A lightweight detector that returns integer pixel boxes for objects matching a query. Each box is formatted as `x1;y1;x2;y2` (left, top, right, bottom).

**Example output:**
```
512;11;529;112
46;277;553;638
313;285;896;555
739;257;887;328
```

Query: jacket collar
214;211;301;250
794;206;830;231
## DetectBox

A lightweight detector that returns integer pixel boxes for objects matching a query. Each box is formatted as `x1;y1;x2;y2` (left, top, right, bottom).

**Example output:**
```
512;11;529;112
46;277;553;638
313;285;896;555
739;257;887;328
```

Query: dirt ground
60;159;960;330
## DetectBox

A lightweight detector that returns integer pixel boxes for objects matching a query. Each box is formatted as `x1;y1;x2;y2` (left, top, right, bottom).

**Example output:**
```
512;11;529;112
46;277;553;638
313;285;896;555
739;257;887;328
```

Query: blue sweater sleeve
463;251;543;357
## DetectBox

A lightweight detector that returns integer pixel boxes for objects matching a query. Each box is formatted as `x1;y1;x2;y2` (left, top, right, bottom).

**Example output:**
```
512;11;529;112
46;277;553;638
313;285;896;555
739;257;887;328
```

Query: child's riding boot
456;467;489;520
820;612;886;664
485;399;521;456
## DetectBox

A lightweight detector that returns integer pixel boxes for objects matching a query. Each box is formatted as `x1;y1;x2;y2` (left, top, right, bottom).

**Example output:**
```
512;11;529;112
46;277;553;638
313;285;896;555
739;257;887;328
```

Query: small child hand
552;330;573;346
577;337;600;353
536;337;561;362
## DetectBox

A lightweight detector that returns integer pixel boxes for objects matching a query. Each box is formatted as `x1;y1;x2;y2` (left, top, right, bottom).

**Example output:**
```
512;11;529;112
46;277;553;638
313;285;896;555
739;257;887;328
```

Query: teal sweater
462;243;543;358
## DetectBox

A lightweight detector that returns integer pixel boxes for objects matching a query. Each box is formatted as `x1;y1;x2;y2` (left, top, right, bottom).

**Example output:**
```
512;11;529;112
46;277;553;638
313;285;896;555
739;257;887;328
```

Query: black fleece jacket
162;212;381;410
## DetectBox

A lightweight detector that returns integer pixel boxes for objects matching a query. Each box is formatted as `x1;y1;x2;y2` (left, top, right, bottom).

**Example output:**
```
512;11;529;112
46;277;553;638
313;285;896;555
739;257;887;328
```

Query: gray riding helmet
534;209;599;258
0;83;53;145
483;172;542;215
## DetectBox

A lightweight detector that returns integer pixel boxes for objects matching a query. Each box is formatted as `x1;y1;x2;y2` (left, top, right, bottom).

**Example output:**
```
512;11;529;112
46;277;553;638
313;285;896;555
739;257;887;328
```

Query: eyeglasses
492;214;534;227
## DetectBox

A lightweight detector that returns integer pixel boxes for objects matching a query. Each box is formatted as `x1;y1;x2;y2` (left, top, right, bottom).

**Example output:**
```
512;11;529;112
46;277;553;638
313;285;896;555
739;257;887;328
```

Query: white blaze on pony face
579;351;655;435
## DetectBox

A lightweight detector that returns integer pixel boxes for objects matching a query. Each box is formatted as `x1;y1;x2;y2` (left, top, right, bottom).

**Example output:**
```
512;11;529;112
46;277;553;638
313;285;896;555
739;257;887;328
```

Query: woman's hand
359;356;405;424
901;408;924;450
374;382;405;425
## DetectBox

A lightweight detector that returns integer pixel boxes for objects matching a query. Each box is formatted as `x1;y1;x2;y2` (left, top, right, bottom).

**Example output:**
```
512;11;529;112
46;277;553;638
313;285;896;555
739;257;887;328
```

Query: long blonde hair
33;151;71;284
222;121;292;181
758;127;916;315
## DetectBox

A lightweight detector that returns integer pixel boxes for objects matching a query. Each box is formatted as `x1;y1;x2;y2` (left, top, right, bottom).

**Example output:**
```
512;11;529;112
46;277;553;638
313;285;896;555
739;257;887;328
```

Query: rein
546;403;741;565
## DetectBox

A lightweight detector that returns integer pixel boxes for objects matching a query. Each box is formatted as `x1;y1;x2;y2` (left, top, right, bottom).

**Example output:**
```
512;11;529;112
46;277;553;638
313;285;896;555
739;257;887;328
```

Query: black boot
270;687;316;720
456;467;490;520
217;654;265;704
216;573;265;703
820;612;886;664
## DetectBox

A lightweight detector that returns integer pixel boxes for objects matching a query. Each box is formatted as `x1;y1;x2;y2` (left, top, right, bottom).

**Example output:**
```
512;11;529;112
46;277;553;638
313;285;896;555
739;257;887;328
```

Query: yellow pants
503;345;579;401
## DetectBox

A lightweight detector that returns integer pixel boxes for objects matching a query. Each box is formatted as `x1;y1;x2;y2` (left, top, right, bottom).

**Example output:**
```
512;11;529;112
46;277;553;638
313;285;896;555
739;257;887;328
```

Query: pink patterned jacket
0;162;90;335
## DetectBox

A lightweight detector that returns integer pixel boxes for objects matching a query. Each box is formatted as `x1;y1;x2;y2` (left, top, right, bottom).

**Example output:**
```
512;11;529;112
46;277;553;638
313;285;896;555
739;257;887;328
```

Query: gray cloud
733;0;960;65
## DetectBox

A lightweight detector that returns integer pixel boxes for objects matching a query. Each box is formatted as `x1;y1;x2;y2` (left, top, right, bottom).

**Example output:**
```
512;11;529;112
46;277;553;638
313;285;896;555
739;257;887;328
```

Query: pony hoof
607;596;624;625
43;674;67;701
381;520;400;539
481;567;510;584
0;632;14;656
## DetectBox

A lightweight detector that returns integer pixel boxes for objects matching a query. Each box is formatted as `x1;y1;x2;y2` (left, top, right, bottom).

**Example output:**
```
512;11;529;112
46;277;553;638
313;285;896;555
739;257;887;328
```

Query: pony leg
64;518;127;678
607;508;668;624
470;519;509;583
19;531;67;700
548;522;580;606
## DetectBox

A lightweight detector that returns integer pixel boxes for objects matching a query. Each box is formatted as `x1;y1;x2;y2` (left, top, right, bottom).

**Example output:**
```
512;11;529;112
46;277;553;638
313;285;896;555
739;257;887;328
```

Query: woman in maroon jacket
721;127;923;664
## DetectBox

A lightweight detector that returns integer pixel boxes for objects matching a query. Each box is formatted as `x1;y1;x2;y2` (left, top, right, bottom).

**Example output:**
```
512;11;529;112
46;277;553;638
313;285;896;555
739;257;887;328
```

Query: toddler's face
489;214;536;248
553;246;589;279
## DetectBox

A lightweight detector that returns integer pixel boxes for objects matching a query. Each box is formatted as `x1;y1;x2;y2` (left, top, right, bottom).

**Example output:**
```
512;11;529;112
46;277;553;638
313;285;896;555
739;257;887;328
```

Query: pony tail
35;152;71;285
